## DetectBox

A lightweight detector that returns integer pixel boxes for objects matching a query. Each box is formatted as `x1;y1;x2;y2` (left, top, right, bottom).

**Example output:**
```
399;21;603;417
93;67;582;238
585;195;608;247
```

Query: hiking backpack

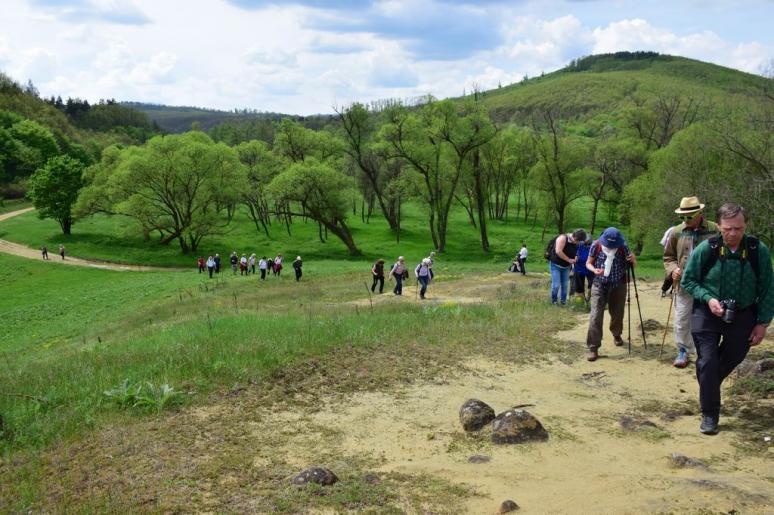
544;237;558;261
700;235;760;279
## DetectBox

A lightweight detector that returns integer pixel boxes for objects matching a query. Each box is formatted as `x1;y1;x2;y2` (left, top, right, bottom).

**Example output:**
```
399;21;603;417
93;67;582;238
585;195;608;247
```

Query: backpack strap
700;236;722;279
700;235;760;280
744;235;760;279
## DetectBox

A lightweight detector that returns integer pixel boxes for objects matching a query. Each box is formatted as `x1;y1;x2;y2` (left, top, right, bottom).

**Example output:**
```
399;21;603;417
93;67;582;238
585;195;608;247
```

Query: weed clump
103;380;183;414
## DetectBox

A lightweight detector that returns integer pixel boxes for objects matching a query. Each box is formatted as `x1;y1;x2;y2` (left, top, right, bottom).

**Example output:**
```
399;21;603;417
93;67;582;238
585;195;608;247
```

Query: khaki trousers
586;281;627;350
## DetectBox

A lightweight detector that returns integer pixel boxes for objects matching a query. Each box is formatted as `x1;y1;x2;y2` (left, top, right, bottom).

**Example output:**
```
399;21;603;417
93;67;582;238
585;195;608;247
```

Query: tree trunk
473;151;489;251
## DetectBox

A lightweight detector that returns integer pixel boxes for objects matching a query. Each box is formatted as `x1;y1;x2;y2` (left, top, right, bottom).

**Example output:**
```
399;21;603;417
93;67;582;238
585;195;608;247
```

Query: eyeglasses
679;212;701;221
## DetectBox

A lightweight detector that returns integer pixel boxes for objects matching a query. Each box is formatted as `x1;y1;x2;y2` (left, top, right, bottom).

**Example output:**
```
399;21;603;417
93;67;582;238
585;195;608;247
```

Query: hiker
273;254;283;276
663;196;718;368
547;229;587;305
59;244;65;260
415;257;432;299
570;239;593;302
518;243;528;275
230;252;238;274
41;245;48;260
259;256;268;280
507;257;520;273
197;256;205;273
249;254;256;274
240;254;248;275
584;227;636;362
206;255;215;278
371;259;385;293
389;256;407;296
681;203;772;435
292;256;303;281
214;254;221;273
426;251;436;279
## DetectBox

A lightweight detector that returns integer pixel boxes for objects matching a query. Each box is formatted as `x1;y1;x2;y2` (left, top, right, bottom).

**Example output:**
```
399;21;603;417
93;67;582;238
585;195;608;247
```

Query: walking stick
630;264;648;349
659;288;675;359
627;267;632;355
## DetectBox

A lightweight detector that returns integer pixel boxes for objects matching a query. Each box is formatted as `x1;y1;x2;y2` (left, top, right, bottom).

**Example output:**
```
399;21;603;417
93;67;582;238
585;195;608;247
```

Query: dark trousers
251;265;255;274
371;275;384;293
208;266;214;278
295;269;302;281
198;265;204;273
518;257;526;275
418;275;429;298
393;274;403;295
692;302;754;418
260;269;266;280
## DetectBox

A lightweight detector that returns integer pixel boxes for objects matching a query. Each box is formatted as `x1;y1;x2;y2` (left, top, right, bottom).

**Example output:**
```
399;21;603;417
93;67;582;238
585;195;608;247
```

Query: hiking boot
613;336;624;347
699;415;719;435
586;350;598;362
673;348;689;368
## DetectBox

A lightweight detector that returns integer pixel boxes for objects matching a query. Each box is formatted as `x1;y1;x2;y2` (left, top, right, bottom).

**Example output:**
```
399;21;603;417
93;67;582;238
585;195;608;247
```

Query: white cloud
1;1;771;114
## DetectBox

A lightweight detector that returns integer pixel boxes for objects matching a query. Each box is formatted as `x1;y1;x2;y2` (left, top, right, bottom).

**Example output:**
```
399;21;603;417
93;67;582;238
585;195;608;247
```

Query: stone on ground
291;467;338;486
491;409;548;444
499;499;520;513
459;398;496;432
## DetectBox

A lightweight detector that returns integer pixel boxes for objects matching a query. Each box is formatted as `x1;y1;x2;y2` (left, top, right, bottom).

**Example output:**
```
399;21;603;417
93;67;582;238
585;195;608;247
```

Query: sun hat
422;258;431;265
674;196;705;214
598;227;625;249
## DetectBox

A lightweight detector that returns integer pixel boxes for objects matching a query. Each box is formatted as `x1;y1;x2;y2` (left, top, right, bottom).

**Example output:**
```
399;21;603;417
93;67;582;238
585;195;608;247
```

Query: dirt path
269;281;773;513
0;208;183;272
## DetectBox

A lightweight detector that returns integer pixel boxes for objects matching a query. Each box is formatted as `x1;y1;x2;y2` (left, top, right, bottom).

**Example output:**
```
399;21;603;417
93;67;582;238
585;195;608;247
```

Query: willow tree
75;132;245;253
267;158;361;255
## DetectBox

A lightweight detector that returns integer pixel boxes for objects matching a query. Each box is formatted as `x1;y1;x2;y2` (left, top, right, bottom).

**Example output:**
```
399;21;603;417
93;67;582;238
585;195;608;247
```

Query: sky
0;0;772;115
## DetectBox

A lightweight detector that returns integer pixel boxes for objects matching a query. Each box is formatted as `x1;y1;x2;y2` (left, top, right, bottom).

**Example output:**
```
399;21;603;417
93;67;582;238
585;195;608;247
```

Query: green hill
475;53;768;123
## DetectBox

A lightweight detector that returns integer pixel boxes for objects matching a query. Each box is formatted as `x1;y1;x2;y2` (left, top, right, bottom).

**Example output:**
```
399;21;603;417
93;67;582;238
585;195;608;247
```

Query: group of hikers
196;252;303;281
540;197;771;436
370;252;436;299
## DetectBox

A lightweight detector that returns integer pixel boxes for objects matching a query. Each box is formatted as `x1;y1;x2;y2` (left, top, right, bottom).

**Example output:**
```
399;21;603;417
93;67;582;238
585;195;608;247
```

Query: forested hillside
0;73;159;199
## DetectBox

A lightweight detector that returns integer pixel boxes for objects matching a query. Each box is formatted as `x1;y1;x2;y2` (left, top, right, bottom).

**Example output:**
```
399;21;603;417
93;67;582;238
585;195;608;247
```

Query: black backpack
544;237;558;261
700;235;760;279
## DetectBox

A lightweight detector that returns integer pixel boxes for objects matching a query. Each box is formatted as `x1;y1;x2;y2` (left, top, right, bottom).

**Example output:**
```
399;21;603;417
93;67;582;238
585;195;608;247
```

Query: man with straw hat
663;196;717;368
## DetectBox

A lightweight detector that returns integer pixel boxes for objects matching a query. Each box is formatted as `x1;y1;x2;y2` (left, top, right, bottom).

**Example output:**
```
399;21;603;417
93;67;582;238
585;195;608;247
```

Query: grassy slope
478;55;768;123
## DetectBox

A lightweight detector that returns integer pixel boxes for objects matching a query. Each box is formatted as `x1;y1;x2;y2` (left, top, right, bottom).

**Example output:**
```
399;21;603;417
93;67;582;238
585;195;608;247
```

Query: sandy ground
0;208;183;271
266;280;773;513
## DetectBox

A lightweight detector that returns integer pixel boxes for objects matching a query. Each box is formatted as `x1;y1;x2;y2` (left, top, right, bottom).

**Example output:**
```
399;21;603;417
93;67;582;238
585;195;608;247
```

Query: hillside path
0;207;184;272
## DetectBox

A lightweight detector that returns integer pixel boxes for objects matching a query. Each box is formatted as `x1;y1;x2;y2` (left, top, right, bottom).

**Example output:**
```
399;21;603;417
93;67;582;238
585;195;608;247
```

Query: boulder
291;467;338;486
499;499;520;513
491;409;548;444
459;399;496;432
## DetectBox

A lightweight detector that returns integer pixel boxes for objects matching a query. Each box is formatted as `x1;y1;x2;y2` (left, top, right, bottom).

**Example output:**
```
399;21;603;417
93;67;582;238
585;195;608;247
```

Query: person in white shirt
415;258;433;299
258;256;268;280
249;253;256;274
518;243;528;275
389;256;407;296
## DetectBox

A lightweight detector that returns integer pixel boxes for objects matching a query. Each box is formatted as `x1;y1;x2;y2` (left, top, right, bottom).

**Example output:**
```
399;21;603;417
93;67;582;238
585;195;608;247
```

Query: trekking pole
630;264;648;349
627;267;632;355
658;288;675;359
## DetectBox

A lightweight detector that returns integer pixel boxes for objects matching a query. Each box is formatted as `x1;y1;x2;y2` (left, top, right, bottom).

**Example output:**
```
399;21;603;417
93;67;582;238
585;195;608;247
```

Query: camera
720;299;736;324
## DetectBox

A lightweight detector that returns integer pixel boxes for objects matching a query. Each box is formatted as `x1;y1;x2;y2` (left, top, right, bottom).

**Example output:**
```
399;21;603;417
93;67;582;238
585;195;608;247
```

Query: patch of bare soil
6;277;772;513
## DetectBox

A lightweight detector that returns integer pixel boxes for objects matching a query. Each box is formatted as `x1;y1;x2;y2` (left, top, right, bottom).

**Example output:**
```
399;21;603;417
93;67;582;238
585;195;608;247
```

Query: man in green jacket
681;203;773;435
663;196;718;368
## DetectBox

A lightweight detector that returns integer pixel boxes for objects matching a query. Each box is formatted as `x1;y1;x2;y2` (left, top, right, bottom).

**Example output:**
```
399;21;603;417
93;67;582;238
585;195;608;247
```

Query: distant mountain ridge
121;101;334;133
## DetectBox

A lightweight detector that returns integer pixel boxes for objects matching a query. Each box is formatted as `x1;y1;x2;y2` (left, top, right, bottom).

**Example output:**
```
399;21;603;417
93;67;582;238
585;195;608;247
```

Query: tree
267;158;361;255
379;99;491;252
75;132;245;253
235;140;284;236
7;119;60;180
531;111;594;233
336;103;402;231
27;155;84;234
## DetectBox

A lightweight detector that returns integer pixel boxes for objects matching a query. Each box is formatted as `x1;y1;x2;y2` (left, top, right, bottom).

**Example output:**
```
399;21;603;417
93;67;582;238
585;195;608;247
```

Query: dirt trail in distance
0;207;183;272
